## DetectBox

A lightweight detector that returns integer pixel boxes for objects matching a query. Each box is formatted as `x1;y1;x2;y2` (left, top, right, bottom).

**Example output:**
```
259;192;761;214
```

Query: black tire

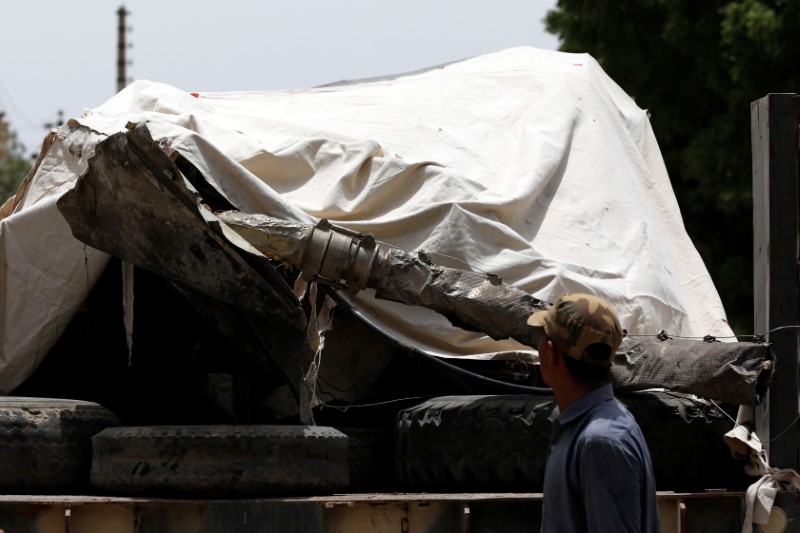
395;395;555;491
338;426;396;490
91;424;349;497
0;397;121;494
395;392;751;492
618;390;751;491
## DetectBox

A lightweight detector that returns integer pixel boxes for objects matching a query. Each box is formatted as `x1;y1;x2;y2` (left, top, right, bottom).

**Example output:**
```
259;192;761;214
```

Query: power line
0;78;39;130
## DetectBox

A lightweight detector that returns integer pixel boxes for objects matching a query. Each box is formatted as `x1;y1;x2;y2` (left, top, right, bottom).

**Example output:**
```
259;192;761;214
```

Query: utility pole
0;112;9;161
117;5;130;93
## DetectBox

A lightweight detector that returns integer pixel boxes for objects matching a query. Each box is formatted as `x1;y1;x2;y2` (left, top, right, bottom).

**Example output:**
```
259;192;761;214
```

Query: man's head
527;293;622;369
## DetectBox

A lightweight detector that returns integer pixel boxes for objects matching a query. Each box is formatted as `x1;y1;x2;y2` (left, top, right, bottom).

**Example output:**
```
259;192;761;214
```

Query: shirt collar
554;383;614;425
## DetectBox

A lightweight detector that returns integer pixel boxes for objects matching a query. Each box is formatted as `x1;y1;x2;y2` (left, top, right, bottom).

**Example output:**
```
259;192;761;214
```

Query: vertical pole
116;6;128;93
0;116;9;161
752;93;800;469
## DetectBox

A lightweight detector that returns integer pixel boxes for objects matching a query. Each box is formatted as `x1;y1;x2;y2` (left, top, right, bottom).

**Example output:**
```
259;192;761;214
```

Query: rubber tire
395;395;555;491
339;426;396;490
395;392;751;492
619;390;751;492
0;397;121;494
91;424;349;497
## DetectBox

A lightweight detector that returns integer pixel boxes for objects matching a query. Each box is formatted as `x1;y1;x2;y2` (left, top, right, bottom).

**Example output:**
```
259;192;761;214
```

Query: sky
1;1;560;158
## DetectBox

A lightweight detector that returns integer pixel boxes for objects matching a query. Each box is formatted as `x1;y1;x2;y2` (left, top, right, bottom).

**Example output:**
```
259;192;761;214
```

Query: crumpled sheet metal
56;123;305;331
375;246;774;406
374;249;548;344
208;203;776;407
219;209;775;406
213;211;314;268
612;337;775;405
55;123;312;400
56;123;776;408
217;209;549;344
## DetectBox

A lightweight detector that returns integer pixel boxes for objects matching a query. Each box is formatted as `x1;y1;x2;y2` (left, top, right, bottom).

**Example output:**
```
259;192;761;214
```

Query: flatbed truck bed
0;491;748;532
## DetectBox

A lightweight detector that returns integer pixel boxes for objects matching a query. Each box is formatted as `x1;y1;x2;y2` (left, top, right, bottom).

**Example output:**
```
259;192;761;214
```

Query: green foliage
545;0;800;335
0;129;32;204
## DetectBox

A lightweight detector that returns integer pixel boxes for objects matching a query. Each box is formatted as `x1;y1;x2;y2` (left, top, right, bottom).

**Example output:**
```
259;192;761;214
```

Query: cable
0;78;39;129
708;399;738;426
765;325;800;335
417;347;553;395
625;324;800;342
317;394;436;412
375;238;496;277
769;413;800;443
694;396;799;448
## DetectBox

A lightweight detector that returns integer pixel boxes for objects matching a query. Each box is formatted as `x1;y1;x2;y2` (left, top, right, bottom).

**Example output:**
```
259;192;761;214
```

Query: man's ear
546;340;562;366
539;339;552;359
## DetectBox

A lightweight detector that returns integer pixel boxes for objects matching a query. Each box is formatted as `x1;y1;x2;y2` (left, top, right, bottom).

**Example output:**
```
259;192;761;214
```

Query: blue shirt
541;384;660;532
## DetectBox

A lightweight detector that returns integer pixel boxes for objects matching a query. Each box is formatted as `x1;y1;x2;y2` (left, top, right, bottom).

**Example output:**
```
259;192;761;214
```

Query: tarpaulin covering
0;47;734;393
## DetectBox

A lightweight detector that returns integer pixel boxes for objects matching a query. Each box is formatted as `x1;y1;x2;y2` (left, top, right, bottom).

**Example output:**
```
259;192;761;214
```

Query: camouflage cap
527;293;622;367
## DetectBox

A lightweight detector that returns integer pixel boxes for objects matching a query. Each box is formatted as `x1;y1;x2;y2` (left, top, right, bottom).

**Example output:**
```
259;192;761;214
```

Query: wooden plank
752;93;800;469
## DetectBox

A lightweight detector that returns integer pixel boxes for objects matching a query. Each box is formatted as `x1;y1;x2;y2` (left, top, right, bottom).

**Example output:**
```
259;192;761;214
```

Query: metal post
752;93;800;469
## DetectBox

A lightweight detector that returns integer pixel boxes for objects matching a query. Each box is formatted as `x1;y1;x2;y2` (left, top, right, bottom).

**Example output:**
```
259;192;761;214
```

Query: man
528;293;660;532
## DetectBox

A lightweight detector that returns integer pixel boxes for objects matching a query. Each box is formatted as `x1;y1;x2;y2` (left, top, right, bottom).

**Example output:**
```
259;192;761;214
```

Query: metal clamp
300;219;382;292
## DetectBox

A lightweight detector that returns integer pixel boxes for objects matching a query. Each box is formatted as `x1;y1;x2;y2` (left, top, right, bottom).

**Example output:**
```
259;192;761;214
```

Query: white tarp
0;46;734;393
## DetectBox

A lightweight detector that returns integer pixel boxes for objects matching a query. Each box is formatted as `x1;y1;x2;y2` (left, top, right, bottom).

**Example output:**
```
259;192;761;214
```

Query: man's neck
555;381;605;412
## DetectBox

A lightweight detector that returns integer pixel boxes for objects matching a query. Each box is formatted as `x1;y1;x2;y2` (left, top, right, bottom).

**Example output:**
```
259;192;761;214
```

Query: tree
545;0;800;336
0;128;32;204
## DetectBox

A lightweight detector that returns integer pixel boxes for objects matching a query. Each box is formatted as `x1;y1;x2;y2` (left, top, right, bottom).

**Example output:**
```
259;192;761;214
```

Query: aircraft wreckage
54;122;775;420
